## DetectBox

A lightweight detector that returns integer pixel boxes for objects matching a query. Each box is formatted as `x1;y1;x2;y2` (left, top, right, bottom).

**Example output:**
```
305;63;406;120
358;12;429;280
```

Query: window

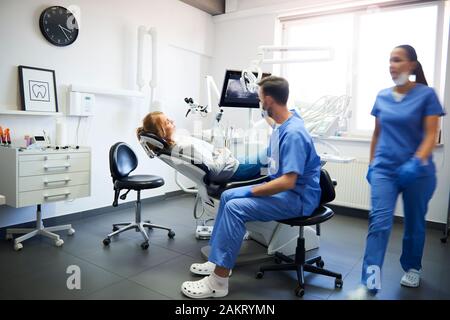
282;14;353;103
281;2;442;135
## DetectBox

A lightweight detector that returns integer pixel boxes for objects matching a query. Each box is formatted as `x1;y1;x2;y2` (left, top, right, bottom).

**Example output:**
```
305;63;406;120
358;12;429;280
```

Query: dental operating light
241;45;334;93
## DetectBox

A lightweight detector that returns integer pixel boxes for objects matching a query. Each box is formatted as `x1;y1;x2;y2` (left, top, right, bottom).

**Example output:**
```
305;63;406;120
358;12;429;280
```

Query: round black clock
39;6;79;46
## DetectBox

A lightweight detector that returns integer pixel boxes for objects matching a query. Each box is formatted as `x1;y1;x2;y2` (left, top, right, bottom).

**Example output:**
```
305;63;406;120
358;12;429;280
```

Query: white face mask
393;72;409;86
260;102;276;129
260;101;268;118
261;109;269;119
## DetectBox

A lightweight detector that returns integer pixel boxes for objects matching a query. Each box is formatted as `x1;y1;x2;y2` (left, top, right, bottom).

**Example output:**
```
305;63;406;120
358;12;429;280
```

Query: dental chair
138;132;320;264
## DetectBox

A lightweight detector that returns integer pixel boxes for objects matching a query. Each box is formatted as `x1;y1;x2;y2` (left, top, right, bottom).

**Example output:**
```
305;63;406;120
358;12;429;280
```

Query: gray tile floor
1;194;449;300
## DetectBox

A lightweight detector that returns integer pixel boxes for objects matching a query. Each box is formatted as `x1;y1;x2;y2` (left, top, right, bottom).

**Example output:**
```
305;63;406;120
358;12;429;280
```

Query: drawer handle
44;163;71;170
44;192;71;199
44;178;71;185
43;155;70;161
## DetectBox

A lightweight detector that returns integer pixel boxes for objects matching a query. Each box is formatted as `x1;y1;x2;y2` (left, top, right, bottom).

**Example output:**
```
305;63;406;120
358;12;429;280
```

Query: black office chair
256;169;343;297
103;142;175;250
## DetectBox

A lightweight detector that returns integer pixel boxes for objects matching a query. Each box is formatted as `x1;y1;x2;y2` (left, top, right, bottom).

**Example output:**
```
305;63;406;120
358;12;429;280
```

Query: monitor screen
219;70;271;108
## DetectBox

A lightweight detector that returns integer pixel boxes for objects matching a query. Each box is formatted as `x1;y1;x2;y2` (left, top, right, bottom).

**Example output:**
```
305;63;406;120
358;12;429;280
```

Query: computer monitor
219;70;271;108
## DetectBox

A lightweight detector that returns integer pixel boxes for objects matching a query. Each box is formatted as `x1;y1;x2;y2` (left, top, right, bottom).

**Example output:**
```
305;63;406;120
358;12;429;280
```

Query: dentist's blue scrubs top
267;110;321;216
371;84;445;176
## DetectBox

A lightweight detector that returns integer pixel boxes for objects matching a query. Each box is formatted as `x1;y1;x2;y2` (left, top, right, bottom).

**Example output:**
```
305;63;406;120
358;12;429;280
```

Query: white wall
0;0;214;227
212;0;450;224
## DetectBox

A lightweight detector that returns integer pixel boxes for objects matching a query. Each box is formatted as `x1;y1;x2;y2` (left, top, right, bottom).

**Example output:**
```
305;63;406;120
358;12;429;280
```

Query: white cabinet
0;147;91;208
19;155;90;176
18;185;91;208
18;171;90;192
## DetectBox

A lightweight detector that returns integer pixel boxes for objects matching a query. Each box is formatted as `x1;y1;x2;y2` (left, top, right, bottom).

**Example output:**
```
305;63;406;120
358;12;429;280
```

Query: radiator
323;159;371;210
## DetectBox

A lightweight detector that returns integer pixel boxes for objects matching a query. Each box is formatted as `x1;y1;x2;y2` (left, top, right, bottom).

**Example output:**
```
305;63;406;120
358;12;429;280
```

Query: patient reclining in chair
136;111;267;183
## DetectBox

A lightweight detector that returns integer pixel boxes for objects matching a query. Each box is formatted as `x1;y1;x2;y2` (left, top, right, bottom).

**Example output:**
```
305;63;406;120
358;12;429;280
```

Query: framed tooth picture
18;65;58;112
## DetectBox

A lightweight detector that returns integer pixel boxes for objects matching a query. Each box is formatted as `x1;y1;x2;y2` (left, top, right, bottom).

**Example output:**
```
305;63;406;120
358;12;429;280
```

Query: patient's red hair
136;111;175;150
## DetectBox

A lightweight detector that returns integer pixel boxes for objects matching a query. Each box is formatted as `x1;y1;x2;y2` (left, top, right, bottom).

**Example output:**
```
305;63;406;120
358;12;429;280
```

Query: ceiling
179;0;226;16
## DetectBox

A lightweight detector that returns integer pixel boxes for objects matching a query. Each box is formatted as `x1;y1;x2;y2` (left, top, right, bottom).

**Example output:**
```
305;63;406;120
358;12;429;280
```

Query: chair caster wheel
112;226;119;232
256;271;264;279
68;228;75;236
103;238;111;246
441;238;447;244
55;239;64;247
335;278;343;289
6;233;13;241
316;259;324;268
14;243;23;251
295;286;305;297
141;241;149;250
168;230;175;239
145;220;153;230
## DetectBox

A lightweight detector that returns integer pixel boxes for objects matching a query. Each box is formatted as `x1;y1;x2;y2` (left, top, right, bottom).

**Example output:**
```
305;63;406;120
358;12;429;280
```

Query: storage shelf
70;85;145;98
0;109;63;117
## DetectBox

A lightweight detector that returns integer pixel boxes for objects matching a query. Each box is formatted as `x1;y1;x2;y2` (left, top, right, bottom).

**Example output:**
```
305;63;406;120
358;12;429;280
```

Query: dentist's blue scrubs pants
361;84;444;287
208;111;322;270
208;186;304;269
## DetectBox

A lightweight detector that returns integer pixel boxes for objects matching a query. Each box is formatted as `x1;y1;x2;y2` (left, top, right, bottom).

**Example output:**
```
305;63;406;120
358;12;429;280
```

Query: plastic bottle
4;128;11;145
55;118;67;146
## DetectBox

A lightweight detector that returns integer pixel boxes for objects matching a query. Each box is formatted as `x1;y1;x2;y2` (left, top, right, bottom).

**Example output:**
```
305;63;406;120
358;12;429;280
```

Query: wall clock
39;6;79;46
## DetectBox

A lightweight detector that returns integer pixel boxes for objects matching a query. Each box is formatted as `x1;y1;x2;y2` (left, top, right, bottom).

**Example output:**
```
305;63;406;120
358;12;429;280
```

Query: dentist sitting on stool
181;76;322;299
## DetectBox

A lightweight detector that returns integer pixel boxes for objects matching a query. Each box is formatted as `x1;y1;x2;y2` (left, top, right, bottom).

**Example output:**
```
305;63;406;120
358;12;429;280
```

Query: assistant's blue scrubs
362;84;445;287
208;111;322;269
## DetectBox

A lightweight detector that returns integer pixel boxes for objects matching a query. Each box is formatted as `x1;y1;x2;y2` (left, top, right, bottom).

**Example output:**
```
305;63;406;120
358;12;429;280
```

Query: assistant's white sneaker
400;269;420;288
347;285;377;300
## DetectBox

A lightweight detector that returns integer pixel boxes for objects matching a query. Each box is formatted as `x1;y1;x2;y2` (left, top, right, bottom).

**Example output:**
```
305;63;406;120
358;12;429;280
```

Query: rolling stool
256;169;343;297
104;142;175;250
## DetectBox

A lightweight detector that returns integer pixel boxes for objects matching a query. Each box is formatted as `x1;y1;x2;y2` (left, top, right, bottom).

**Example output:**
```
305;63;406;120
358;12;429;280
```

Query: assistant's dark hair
395;44;428;86
258;76;289;105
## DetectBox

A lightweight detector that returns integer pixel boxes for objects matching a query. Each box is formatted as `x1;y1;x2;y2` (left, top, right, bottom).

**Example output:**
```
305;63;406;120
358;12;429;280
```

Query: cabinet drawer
19;152;90;162
19;172;90;192
19;157;90;177
19;184;90;207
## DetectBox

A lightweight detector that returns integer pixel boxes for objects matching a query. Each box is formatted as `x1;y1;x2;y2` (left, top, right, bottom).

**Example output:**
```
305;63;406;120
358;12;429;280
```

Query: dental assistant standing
180;76;322;299
353;45;445;298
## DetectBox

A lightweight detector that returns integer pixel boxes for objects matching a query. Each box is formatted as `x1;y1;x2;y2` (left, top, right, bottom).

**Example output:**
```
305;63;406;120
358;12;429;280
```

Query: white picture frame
18;65;58;112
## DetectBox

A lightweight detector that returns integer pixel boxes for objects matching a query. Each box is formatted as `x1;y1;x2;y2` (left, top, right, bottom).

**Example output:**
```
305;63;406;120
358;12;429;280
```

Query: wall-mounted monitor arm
206;75;220;114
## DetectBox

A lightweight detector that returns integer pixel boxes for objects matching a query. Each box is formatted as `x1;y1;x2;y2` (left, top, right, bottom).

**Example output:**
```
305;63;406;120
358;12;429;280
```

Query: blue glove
230;187;254;199
396;156;425;188
366;165;373;185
